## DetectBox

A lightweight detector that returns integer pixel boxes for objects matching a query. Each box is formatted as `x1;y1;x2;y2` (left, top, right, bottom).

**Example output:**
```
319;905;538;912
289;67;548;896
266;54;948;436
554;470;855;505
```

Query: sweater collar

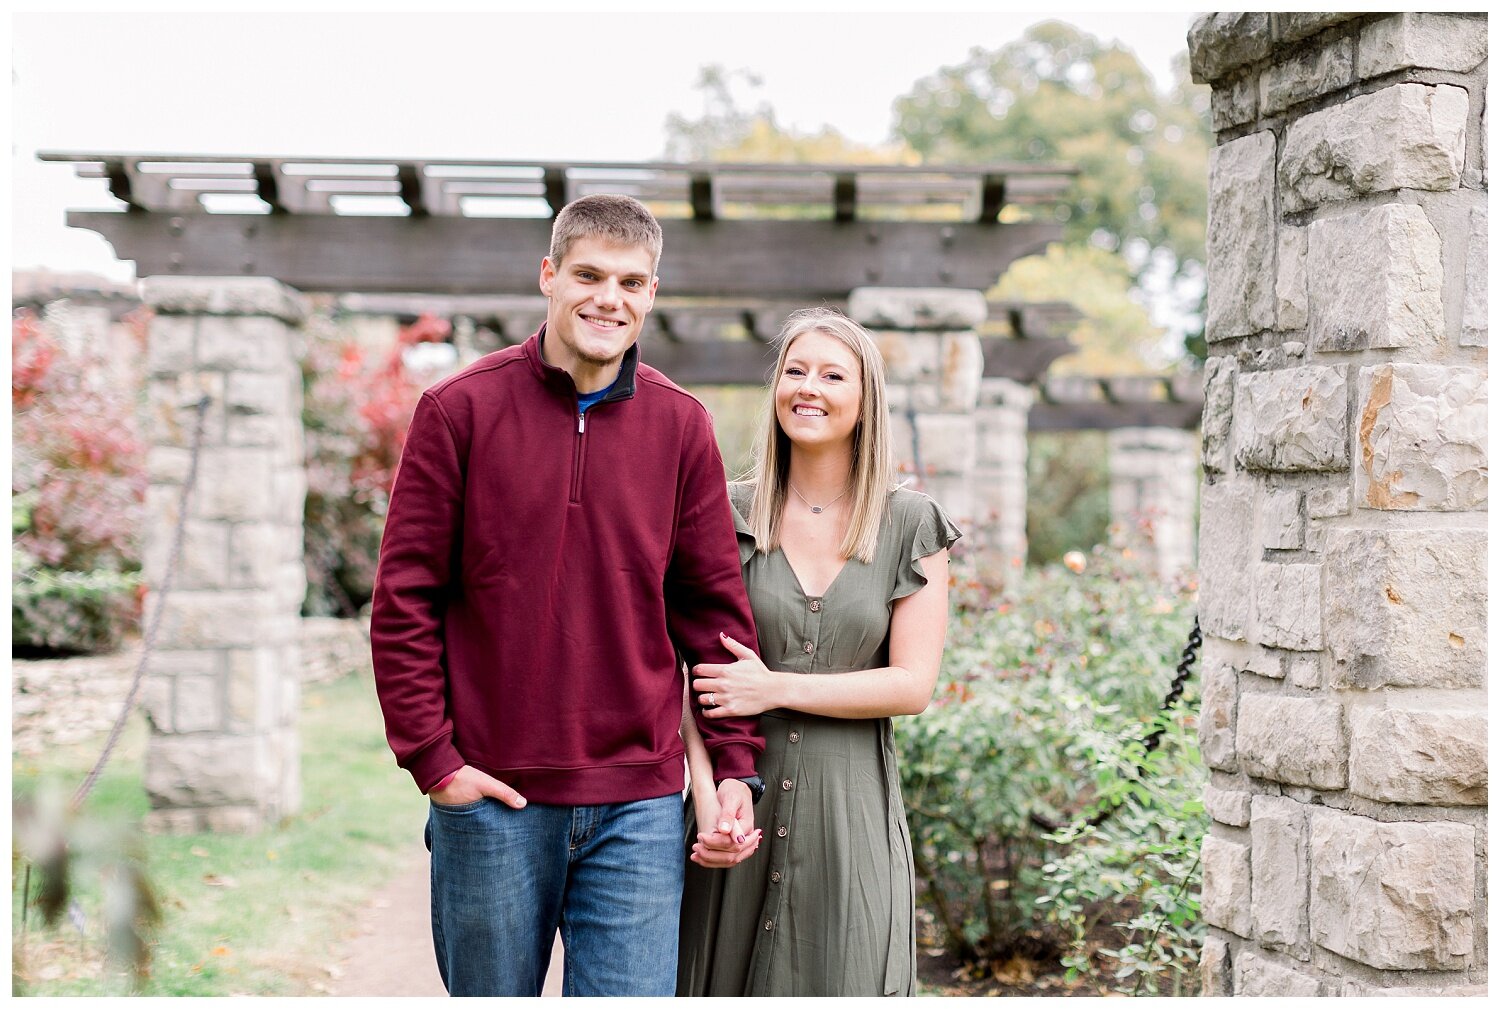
523;325;640;405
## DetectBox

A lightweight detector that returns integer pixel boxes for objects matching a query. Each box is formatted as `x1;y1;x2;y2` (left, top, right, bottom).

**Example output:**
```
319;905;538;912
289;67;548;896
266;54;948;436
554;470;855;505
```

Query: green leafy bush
1025;432;1110;566
1039;743;1206;996
12;557;142;655
898;547;1203;988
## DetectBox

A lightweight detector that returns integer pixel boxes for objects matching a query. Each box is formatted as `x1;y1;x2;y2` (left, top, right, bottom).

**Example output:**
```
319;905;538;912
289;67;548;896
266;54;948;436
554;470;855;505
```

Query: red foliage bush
12;310;147;572
12;309;148;653
302;312;452;614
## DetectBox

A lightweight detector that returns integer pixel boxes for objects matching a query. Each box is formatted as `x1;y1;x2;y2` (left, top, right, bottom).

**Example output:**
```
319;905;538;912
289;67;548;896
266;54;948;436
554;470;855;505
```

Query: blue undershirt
576;387;611;413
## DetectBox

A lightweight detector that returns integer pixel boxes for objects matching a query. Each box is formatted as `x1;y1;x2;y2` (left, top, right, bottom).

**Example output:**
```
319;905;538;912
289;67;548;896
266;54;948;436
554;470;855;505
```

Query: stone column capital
846;287;987;331
141;276;307;325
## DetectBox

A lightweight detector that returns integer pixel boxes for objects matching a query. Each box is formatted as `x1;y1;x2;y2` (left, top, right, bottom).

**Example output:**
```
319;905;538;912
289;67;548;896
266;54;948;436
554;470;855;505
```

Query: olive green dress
677;483;961;997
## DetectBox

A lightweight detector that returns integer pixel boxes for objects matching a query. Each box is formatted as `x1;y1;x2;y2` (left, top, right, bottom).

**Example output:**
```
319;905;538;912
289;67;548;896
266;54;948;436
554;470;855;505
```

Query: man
370;194;764;996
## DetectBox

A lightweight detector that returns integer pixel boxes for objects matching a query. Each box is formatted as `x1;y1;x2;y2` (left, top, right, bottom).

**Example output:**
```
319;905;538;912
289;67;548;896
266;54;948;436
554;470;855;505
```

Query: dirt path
328;838;562;997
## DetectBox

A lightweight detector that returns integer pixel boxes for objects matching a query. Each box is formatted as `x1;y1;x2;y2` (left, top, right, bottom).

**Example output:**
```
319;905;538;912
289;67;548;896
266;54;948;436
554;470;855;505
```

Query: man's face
539;236;658;375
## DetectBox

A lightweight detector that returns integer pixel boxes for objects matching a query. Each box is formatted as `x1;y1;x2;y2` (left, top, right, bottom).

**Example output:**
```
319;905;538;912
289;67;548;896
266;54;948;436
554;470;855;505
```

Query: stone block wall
849;287;986;533
1107;427;1199;580
138;277;309;834
1189;13;1487;995
11;649;140;755
11;619;371;756
972;377;1033;570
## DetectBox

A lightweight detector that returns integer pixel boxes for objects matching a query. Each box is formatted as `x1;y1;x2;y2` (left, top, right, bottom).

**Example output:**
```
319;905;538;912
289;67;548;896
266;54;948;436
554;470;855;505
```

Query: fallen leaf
202;874;238;888
210;946;230;957
266;850;279;861
992;955;1036;985
190;847;210;858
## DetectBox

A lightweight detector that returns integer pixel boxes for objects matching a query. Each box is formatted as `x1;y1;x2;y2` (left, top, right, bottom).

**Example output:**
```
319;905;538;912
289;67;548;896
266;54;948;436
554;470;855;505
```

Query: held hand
429;765;527;809
692;633;778;719
690;778;760;870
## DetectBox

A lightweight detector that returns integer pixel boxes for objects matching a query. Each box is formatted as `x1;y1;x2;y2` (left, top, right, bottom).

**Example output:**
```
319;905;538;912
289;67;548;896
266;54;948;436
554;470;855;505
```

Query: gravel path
328;837;562;997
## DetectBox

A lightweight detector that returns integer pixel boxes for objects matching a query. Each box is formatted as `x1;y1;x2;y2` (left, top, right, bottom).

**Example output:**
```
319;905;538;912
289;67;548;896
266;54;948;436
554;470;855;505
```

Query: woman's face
774;329;862;452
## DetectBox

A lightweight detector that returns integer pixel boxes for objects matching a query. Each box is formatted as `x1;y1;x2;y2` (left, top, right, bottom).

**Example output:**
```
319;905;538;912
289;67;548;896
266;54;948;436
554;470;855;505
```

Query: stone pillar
972;377;1033;570
139;278;308;834
1107;427;1198;580
847;287;985;533
1190;13;1487;997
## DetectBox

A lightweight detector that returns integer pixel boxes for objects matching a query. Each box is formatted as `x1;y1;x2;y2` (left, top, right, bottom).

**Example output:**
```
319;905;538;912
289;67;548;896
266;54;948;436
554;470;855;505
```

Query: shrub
898;547;1202;988
13;548;142;656
11;311;147;654
1037;720;1206;995
1026;432;1110;566
301;311;450;615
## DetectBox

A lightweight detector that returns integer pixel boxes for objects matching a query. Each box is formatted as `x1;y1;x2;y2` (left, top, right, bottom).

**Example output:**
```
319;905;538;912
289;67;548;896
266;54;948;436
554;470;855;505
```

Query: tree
892;23;1210;358
892;22;1209;274
994;244;1168;375
665;65;915;166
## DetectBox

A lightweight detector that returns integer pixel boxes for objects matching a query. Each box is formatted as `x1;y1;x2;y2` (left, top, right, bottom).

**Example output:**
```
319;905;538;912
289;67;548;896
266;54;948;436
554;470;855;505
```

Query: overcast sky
12;9;1200;283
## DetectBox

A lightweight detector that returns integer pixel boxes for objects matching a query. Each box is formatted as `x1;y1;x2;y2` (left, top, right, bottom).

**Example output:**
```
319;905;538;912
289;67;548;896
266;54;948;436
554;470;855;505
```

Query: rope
71;394;211;811
1030;615;1202;835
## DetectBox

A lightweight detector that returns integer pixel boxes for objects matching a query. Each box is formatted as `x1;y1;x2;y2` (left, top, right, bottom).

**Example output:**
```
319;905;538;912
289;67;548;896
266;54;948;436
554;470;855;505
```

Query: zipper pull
578;412;585;434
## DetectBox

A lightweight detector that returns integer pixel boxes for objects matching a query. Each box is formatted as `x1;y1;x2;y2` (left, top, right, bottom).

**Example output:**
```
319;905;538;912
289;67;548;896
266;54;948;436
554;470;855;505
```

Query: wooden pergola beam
50;152;1077;297
1028;401;1204;431
635;339;779;385
979;336;1074;383
69;210;1063;298
397;164;429;217
104;160;142;211
1029;373;1206;430
628;335;1076;387
253;161;285;214
47;152;1075;222
689;173;715;221
333;293;1080;382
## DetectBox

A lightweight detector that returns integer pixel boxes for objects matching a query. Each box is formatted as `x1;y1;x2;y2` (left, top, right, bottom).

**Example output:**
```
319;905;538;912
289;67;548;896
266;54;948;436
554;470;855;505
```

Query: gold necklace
789;482;850;515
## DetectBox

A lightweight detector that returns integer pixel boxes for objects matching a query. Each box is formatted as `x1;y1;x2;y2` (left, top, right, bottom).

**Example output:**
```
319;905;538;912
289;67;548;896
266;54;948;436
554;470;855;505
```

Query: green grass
12;672;428;996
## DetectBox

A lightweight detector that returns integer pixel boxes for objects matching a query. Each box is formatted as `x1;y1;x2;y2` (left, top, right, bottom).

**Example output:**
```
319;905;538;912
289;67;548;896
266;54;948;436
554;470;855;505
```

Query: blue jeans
424;792;683;996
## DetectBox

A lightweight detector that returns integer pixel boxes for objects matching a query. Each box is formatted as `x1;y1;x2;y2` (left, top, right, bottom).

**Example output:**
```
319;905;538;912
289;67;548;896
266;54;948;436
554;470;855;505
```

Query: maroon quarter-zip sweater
370;329;764;803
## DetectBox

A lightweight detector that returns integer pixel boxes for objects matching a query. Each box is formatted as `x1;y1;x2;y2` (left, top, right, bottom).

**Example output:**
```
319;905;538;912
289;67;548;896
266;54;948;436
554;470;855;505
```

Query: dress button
764;919;774;931
776;825;788;837
771;871;782;883
802;641;815;654
788;731;800;743
809;599;821;613
781;778;793;791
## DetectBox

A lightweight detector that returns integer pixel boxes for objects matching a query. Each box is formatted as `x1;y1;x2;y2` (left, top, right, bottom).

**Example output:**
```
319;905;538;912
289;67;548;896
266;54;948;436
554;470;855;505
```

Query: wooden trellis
43;153;1075;297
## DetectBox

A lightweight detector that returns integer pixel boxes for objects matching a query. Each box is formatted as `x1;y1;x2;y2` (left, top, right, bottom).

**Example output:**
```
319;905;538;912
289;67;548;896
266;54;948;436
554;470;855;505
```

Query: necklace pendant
811;506;823;514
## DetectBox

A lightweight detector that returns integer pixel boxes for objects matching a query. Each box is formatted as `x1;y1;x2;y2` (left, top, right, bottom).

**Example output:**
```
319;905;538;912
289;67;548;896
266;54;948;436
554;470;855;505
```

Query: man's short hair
548;194;664;274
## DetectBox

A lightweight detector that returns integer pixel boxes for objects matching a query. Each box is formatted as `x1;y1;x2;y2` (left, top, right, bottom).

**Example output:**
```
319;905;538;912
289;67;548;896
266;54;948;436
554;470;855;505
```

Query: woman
677;308;959;996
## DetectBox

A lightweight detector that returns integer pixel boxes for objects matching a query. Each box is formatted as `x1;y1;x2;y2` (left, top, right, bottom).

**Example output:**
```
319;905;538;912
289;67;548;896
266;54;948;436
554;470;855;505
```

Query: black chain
71;394;211;811
1030;616;1202;835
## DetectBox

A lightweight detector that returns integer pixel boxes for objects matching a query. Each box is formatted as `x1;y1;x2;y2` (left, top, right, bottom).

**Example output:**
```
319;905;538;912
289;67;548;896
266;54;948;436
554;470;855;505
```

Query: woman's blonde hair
743;308;895;564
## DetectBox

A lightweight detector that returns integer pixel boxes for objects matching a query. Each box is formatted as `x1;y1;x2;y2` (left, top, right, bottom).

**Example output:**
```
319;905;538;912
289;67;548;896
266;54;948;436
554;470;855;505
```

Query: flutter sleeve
890;490;963;602
727;480;759;567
